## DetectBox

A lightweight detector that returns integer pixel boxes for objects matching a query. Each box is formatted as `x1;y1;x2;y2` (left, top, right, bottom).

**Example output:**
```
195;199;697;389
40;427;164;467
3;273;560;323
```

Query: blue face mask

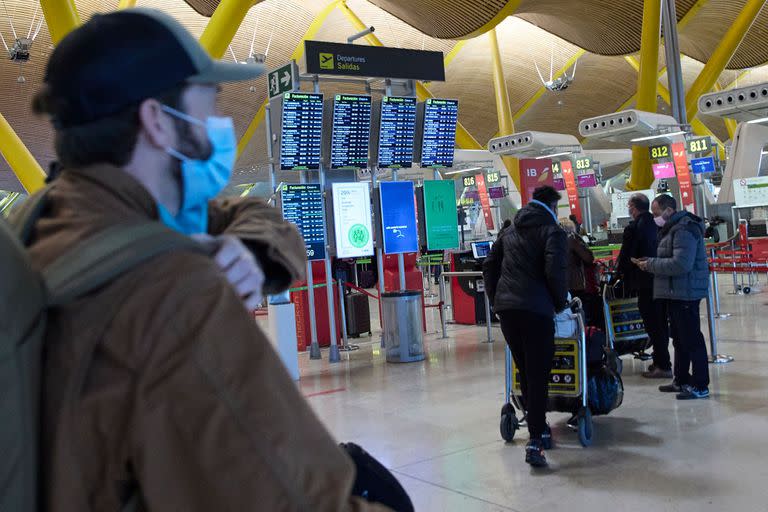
157;105;236;234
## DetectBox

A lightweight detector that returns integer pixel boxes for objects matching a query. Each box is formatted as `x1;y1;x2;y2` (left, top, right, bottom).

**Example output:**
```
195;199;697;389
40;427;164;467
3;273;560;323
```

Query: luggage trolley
499;299;595;447
601;271;651;374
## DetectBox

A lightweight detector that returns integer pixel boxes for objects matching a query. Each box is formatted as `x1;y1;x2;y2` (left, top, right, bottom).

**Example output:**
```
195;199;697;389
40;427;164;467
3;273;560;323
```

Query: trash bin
381;291;425;363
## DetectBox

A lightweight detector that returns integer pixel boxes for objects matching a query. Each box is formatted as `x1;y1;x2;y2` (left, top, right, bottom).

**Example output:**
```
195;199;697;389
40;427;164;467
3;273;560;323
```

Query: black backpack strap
43;223;208;307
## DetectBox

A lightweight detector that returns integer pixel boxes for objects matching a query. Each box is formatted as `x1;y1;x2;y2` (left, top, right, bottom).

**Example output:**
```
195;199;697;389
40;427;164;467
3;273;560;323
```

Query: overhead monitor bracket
579;110;686;146
487;131;582;158
698;82;768;125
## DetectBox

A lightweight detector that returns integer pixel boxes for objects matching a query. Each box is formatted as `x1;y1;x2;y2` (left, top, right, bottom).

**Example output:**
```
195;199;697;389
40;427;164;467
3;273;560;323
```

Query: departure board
280;92;323;171
378;96;417;169
420;98;459;168
281;184;326;260
331;94;372;169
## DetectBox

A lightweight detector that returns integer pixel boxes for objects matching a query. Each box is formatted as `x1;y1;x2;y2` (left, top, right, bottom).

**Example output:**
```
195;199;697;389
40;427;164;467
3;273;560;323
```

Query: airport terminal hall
3;0;768;511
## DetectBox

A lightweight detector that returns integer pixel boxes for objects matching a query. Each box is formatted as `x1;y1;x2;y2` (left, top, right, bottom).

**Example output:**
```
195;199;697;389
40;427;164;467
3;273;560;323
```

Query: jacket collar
60;164;159;221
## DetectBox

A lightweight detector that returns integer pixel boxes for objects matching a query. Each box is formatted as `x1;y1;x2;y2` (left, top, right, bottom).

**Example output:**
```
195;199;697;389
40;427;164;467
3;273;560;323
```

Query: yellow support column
628;0;662;191
0;113;47;193
117;0;137;8
686;0;766;122
488;28;520;192
40;0;81;45
199;0;255;60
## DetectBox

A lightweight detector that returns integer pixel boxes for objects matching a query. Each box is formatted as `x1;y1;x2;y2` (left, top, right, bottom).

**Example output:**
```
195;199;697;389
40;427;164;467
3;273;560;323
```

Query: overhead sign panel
305;41;445;81
652;162;676;179
420;98;459;168
377;96;417;169
379;181;419;255
280;92;323;171
691;156;716;174
281;184;326;260
423;181;459;250
268;63;296;99
687;136;712;155
332;182;374;258
649;143;671;160
331;94;372;169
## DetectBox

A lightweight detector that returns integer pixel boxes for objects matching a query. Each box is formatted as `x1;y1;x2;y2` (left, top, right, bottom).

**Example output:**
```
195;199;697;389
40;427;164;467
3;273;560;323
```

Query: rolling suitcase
345;291;372;337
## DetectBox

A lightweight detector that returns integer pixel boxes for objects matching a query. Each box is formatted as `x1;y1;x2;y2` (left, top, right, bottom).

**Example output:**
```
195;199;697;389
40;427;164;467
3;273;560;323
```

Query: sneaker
541;425;554;450
566;415;578;429
647;363;657;372
642;367;673;379
659;381;682;393
676;385;710;400
525;439;548;468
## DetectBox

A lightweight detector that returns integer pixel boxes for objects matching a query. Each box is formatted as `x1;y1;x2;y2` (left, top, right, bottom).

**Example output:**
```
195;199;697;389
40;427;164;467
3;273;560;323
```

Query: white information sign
610;189;654;228
733;177;768;208
332;182;375;258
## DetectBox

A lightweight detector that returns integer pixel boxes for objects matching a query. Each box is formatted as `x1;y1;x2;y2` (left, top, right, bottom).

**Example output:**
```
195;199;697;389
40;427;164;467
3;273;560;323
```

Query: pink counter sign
652;162;676;179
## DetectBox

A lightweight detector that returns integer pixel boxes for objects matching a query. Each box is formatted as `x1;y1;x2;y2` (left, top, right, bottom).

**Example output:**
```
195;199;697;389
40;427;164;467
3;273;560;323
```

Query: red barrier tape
343;281;380;300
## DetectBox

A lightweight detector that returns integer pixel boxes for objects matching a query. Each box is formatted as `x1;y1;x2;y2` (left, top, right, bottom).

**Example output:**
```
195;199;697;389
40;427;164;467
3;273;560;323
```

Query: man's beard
169;117;212;179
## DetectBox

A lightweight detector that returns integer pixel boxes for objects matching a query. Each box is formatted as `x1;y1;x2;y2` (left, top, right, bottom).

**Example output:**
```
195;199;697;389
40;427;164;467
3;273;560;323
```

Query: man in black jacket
617;193;671;378
483;186;568;468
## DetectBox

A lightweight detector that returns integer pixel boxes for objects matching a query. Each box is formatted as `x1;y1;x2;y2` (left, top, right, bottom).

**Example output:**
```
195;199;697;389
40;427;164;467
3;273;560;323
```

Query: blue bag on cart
587;366;624;415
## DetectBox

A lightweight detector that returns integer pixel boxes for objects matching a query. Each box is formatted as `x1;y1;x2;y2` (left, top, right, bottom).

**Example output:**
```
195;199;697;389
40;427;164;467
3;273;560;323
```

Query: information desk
291;261;342;351
450;250;492;325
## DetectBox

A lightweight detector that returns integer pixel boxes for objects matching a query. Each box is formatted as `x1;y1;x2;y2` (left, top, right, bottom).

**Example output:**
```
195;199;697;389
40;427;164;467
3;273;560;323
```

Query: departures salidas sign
304;41;445;81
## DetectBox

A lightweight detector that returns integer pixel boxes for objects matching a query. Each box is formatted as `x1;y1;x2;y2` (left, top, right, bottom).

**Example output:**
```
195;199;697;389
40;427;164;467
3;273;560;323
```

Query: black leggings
499;310;555;439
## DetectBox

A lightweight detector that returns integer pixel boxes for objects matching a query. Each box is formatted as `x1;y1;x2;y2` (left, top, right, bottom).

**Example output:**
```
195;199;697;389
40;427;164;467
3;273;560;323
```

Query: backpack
1;188;202;512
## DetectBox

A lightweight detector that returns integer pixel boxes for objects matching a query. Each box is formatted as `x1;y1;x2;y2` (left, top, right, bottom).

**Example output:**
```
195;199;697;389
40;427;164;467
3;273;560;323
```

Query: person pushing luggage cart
483;186;568;468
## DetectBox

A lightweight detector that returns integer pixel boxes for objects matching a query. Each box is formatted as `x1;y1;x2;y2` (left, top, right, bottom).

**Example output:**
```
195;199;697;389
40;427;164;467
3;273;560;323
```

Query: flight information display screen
280;92;323;171
331;94;372;169
420;98;459;168
281;184;326;260
377;96;417;169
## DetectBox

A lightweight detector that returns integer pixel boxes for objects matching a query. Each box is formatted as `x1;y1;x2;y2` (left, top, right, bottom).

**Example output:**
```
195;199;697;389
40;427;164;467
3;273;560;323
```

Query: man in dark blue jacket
635;195;711;400
617;193;671;378
483;186;568;468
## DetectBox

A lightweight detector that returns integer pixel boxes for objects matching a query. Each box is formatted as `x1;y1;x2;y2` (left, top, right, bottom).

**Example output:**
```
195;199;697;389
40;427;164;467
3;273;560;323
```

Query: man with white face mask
633;195;711;400
23;9;392;511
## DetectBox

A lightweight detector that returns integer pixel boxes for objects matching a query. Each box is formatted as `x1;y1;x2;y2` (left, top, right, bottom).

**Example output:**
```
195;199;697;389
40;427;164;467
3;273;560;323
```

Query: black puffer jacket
483;203;569;317
617;211;659;292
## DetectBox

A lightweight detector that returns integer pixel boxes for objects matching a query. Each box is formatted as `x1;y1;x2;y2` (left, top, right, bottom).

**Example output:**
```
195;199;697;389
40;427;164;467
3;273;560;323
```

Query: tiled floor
295;281;767;511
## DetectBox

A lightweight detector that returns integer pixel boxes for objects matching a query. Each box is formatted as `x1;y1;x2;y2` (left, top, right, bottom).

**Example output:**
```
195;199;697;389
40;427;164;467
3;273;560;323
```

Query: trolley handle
566;296;583;312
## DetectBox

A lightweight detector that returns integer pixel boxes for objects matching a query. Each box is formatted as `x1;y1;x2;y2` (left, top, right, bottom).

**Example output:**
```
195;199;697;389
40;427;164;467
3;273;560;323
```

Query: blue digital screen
378;96;417;169
691;156;716;174
379;181;419;255
280;92;323;171
420;98;459;168
331;94;372;169
281;184;326;260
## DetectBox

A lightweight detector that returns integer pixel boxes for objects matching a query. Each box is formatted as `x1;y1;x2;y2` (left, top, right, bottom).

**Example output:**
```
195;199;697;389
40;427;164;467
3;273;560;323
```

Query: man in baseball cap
24;9;393;511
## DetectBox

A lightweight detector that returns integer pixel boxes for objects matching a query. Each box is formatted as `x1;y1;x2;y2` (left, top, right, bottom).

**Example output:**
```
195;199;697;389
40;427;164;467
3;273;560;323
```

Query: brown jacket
567;233;595;292
24;165;389;512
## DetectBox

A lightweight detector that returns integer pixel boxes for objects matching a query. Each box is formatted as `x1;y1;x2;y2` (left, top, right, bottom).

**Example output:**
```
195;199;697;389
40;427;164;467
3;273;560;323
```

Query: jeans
668;299;710;389
498;310;555;439
637;289;670;371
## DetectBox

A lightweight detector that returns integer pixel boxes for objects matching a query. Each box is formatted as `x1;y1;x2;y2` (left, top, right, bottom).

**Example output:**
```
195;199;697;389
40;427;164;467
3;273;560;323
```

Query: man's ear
138;98;175;150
